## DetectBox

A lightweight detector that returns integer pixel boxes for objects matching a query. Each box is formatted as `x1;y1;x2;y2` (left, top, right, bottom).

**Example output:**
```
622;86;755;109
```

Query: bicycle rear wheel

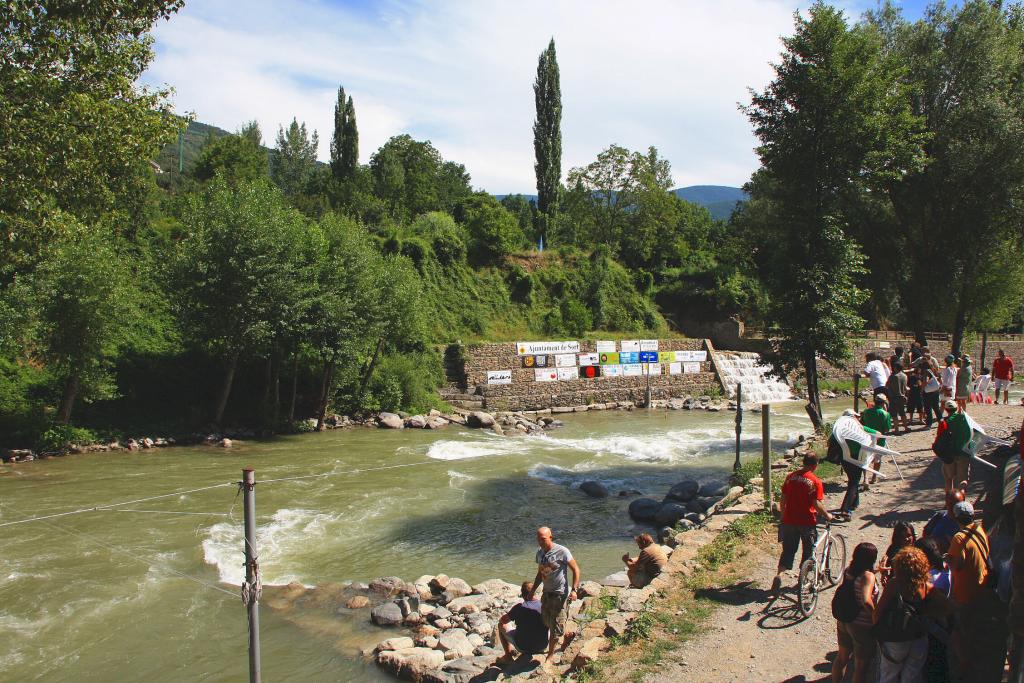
797;558;818;617
825;534;847;587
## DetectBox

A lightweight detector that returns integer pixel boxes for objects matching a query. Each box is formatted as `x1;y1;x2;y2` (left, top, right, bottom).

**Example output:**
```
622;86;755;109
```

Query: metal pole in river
762;403;772;511
733;383;742;471
241;468;261;683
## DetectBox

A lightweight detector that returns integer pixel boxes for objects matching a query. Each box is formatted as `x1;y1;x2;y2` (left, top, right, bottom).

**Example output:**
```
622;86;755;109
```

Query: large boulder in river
371;601;404;626
700;481;730;498
378;412;404;429
376;647;444;680
628;497;661;522
654;503;688;526
579;481;610;498
665;480;700;503
405;415;427;428
466;411;495;428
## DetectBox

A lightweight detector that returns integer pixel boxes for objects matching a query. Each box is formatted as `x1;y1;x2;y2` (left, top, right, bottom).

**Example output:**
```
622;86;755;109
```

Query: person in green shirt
837;418;880;521
860;395;893;490
936;400;973;492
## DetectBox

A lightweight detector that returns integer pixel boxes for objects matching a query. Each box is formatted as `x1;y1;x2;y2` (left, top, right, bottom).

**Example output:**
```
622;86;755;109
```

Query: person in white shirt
940;354;958;401
862;352;891;402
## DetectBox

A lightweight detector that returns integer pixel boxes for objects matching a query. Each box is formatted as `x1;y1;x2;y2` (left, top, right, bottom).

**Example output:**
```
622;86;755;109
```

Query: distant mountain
154;119;234;177
672;185;747;221
494;185;747;222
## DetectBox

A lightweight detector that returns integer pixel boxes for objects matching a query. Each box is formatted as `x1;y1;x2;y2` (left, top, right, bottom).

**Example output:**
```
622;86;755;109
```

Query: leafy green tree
566;144;634;246
192;124;268;184
271;118;320;198
461;194;526;265
173;179;313;424
19;215;141;423
330;86;358;181
743;2;920;424
1;0;185;276
369;135;471;220
534;38;562;244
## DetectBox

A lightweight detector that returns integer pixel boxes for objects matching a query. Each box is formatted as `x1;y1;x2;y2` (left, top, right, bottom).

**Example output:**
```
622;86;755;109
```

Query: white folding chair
833;415;903;480
963;414;1009;469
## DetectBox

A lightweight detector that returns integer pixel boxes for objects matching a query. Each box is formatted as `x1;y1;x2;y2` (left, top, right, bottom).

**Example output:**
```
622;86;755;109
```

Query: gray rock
377;412;404;429
376;647;444;680
425;416;449;430
428;606;452;621
406;414;427;428
654;502;688;526
446;594;491;614
665;480;700;502
466;411;495;428
601;571;630;588
578;580;604;598
699;481;729;498
695;496;719;511
684;512;704;525
676;518;696;531
376;636;414;652
628;497;661;522
579;480;610;498
369;576;409;596
371;601;404;626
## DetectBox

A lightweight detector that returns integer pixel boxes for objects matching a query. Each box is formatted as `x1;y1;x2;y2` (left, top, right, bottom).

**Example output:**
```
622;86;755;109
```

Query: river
1;400;842;681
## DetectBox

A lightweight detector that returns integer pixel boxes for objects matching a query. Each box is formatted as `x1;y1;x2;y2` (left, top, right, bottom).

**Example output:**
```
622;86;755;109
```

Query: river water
0;401;841;681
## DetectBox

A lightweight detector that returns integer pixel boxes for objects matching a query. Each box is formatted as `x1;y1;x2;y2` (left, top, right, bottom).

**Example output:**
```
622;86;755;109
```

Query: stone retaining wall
455;339;723;412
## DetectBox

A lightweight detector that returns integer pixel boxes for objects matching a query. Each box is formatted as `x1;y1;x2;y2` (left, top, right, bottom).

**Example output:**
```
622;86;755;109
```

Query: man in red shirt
771;454;833;594
992;349;1014;405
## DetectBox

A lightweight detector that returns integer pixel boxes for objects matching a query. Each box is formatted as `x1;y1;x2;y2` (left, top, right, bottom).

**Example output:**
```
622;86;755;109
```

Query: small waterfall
715;351;794;403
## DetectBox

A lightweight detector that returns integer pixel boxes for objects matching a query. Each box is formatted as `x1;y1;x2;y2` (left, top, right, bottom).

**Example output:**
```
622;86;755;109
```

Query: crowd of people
772;344;1019;682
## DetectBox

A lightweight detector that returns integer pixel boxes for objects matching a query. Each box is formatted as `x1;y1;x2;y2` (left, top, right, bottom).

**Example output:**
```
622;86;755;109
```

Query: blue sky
143;0;935;193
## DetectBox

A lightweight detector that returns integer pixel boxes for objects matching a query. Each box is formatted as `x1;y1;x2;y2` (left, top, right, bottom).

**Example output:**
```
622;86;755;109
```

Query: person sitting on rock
622;533;667;588
495;581;548;665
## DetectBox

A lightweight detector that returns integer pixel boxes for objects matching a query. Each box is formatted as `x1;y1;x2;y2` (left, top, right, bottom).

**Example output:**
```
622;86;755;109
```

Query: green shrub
37;424;97;453
506;266;535;305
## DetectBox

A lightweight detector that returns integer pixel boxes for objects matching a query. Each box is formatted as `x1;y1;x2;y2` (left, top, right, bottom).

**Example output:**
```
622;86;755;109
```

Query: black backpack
932;425;958;464
825;434;844;465
831;573;861;623
874;591;925;642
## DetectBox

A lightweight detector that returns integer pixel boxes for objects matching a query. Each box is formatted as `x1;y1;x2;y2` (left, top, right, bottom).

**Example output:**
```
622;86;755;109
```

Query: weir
713;351;794;403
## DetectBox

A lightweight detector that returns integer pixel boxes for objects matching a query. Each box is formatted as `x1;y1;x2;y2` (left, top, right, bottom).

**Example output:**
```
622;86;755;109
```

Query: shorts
890;398;907;419
942;457;970;486
994;378;1011;392
507;629;545;655
837;621;877;664
540;591;569;638
778;523;817;571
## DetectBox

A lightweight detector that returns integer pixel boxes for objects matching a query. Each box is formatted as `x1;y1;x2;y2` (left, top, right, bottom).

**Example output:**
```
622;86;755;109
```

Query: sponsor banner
640;339;659;352
669;362;682;375
578;353;599;367
599;352;620;365
657;351;674;363
579;365;602;379
639;351;658;363
683;362;701;374
487;370;512;385
603;364;623;377
620;340;640;352
674;351;708;362
643;363;662;375
521;355;549;368
556;367;578;381
554;353;577;368
877;341;891;348
595;340;616;353
535;368;557;382
517;341;580;356
620;351;639;364
623;363;643;377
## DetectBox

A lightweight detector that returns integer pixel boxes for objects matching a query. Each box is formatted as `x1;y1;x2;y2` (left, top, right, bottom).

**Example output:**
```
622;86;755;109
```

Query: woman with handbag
831;542;879;683
873;546;934;682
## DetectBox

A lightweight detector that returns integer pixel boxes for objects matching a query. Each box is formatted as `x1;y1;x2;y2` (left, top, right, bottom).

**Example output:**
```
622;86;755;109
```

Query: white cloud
142;0;871;194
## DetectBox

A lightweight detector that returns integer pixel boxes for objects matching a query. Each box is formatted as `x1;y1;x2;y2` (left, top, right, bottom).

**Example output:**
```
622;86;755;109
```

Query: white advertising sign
639;339;659;352
683;362;701;374
556;367;578;381
620;340;640;353
623;363;643;377
534;368;557;382
675;351;708;362
554;353;577;368
516;341;581;356
578;353;599;367
595;340;616;354
486;370;512;385
643;363;661;375
603;364;623;377
669;362;682;375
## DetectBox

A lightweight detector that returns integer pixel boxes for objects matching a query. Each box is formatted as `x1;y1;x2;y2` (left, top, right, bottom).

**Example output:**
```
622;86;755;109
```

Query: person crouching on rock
622;533;667;588
496;581;548;665
528;526;581;666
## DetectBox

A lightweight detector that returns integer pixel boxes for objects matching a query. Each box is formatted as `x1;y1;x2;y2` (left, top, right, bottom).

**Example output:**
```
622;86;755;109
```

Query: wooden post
762;404;772;511
853;374;860;413
981;331;989;371
241;469;261;683
733;383;743;471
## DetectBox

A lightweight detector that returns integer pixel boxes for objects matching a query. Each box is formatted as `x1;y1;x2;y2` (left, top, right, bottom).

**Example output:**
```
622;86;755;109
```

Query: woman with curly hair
873;546;933;682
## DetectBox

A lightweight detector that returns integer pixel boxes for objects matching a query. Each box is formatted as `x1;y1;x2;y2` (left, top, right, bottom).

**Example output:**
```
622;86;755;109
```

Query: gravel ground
644;403;1023;683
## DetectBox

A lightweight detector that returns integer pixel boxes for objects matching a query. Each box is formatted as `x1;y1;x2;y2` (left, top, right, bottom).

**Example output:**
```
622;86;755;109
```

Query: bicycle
796;520;847;617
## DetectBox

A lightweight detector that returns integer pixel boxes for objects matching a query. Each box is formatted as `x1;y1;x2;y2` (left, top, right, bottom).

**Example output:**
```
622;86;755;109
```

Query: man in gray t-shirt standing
528;526;581;664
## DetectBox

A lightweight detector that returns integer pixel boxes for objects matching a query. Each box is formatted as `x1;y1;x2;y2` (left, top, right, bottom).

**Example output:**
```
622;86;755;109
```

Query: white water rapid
715;351;794;403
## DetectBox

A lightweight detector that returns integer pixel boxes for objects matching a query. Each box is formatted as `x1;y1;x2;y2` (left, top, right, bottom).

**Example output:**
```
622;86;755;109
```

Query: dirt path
644;403;1022;683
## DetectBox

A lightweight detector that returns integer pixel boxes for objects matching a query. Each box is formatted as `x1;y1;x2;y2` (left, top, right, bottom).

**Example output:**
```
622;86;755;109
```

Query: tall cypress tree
330;86;358;180
533;38;562;245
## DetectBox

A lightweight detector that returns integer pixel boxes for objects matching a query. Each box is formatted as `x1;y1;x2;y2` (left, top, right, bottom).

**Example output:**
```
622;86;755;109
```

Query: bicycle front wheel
825;534;847;587
797;558;818;617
